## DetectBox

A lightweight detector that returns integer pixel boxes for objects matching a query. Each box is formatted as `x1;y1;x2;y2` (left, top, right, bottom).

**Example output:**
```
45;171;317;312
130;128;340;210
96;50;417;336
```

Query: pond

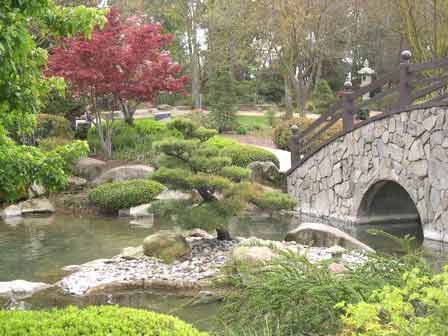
1;212;447;331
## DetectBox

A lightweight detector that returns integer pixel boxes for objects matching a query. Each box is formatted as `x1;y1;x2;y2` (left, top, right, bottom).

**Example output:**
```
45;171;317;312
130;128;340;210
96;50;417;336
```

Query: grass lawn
236;115;271;130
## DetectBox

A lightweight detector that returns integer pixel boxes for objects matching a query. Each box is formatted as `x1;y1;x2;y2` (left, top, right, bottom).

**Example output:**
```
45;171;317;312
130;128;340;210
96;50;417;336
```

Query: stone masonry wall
287;107;448;242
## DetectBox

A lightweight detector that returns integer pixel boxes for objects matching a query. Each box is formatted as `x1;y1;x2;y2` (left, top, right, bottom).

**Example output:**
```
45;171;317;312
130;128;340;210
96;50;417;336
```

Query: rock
3;298;33;310
74;158;107;181
248;161;281;184
408;139;425;161
0;205;22;219
119;246;144;260
329;263;347;274
285;223;375;253
0;280;52;299
18;198;55;215
191;291;223;305
120;203;153;218
129;217;154;228
327;245;346;256
232;246;277;265
143;231;191;261
62;265;82;272
68;176;87;190
92;165;154;186
155;189;192;201
188;229;214;239
28;183;46;199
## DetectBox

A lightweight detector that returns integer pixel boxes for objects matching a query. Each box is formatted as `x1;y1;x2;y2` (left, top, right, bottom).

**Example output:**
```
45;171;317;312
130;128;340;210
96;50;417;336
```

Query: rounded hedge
250;191;297;211
0;306;207;336
220;166;251;182
36;114;73;140
89;179;165;210
221;144;280;168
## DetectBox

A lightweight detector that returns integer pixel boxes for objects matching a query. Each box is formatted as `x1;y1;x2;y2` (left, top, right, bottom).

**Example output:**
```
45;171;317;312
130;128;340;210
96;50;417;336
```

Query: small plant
312;79;335;114
0;306;207;335
89;179;165;211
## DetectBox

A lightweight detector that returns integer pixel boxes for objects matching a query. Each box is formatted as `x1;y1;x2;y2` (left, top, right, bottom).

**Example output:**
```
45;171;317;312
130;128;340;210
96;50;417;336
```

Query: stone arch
356;179;424;242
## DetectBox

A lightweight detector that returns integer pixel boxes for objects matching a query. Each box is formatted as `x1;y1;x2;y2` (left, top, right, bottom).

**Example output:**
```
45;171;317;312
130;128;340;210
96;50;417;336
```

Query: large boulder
285;223;375;253
248;161;281;184
18;198;55;215
92;165;154;186
155;189;192;201
0;205;22;220
232;246;277;266
74;158;107;181
0;280;52;299
28;183;46;199
143;231;191;262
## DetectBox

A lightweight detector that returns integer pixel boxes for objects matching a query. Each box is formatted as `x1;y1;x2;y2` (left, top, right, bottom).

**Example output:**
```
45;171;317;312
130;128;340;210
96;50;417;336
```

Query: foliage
236;126;248;135
220;166;251;182
221;144;280;168
264;109;278;127
89;179;164;211
340;266;448;336
42;90;86;123
249;191;297;211
0;140;88;202
189;174;233;197
167;118;197;138
312;79;335;114
0;0;105;138
273;117;342;151
35;114;73;140
208;68;238;133
205;136;239;150
220;251;432;336
236;115;270;132
47;9;188;126
151;167;193;190
0;305;207;336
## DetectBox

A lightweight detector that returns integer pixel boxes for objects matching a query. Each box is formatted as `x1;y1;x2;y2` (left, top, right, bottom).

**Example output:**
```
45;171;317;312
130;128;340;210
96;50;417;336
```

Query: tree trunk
191;30;201;109
197;188;217;202
284;76;293;118
216;228;232;241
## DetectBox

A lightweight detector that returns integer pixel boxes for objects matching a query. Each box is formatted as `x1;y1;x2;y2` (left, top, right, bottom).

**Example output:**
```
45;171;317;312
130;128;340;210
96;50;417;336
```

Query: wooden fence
289;50;448;170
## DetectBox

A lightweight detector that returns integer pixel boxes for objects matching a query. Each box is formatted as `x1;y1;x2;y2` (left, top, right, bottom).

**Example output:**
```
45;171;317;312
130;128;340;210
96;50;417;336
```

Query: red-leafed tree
47;9;188;156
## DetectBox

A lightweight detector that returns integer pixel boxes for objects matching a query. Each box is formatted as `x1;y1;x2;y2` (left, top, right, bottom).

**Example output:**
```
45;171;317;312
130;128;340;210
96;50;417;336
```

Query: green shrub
312;79;335;114
89;179;165;210
151;167;193;190
191;156;232;174
35;114;73;140
0;306;207;336
221;144;280;168
236;126;248;135
221;252;430;336
340;267;448;336
205;136;239;150
50;140;89;172
220;166;251;182
194;126;218;142
38;137;74;152
167;118;197;138
250;191;297;211
189;174;233;195
273;117;342;151
264;108;277;126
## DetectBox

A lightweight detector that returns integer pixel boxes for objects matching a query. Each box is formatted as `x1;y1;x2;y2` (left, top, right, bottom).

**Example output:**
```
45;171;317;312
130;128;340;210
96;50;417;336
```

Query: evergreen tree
312;80;335;115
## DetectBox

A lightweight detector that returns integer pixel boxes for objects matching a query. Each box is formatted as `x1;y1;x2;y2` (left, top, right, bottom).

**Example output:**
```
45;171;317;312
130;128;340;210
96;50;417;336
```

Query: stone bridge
287;106;448;243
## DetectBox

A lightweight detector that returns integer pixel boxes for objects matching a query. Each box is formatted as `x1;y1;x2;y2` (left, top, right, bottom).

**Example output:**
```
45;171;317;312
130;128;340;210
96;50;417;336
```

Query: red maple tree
47;9;188;126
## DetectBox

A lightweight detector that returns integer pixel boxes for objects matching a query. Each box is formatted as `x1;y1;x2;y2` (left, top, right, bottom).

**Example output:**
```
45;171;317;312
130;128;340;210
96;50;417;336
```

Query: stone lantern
358;59;375;101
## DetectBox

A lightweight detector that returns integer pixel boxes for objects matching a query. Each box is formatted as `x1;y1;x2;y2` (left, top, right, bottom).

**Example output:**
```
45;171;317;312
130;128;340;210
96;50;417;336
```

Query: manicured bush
167;118;197;138
194;126;218;142
220;166;251;182
189;174;233;195
236;126;248;135
35;114;73;140
221;144;280;168
312;79;335;114
89;179;165;210
205;136;239;150
273;117;342;151
0;306;207;336
249;191;297;211
151;167;193;190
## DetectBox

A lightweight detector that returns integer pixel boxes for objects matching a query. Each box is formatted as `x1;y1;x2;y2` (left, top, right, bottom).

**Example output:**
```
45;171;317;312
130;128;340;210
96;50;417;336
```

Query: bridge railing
290;50;448;168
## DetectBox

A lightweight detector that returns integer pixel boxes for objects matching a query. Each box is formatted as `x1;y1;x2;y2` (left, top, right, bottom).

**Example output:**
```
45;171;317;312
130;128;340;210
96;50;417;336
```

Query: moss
0;306;207;335
221;144;280;168
89;179;165;210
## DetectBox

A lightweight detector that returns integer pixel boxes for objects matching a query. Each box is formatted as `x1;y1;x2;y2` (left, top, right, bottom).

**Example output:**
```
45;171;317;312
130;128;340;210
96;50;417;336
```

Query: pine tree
312;80;335;115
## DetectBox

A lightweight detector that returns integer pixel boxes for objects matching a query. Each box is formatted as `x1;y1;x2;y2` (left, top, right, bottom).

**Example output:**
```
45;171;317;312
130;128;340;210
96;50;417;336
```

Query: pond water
1;212;447;331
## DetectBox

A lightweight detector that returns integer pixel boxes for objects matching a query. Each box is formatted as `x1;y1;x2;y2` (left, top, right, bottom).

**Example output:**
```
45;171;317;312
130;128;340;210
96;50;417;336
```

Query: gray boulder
0;280;52;299
92;165;154;186
285;223;375;253
232;246;277;266
248;161;281;184
143;231;191;261
68;176;88;190
28;183;46;199
74;158;107;181
18;198;55;215
0;205;22;220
